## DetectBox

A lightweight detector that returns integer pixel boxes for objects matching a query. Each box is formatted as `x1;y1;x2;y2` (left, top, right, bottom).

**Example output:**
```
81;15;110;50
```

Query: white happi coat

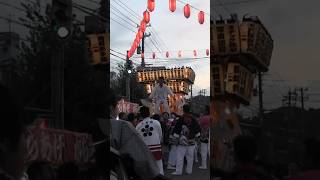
136;117;163;160
149;84;174;114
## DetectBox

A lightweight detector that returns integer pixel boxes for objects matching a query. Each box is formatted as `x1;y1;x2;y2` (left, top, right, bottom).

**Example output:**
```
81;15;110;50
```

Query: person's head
118;112;126;120
158;77;164;86
27;161;55;180
127;113;137;124
57;162;79;180
183;104;191;114
162;112;169;120
140;106;150;119
0;84;26;178
233;135;257;163
152;114;161;121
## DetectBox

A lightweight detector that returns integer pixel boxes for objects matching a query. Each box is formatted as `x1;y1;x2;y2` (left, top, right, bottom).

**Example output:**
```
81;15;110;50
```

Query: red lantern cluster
169;0;176;12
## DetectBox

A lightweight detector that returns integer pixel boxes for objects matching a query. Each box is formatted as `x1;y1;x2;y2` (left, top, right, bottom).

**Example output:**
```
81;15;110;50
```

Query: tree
110;63;147;104
11;0;107;135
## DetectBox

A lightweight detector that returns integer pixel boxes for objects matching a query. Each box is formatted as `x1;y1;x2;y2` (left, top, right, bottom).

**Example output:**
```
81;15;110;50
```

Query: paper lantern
193;50;197;57
178;50;182;58
184;4;190;18
166;51;169;58
143;10;150;23
138;29;144;39
127;51;131;58
148;0;155;12
152;52;156;59
206;49;209;56
198;11;205;24
169;0;176;12
140;20;146;32
141;52;144;59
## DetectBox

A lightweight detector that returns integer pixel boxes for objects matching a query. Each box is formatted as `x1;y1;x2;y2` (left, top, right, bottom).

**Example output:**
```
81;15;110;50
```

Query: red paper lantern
143;10;150;23
152;52;156;59
206;49;209;56
166;51;169;58
198;11;205;24
178;50;182;58
127;51;131;58
169;0;176;12
140;20;146;32
138;29;144;39
193;50;197;57
184;4;190;18
147;0;155;12
141;52;144;59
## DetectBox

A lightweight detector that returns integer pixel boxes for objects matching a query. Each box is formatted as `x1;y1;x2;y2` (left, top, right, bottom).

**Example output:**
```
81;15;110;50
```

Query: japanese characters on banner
24;127;94;164
117;99;140;114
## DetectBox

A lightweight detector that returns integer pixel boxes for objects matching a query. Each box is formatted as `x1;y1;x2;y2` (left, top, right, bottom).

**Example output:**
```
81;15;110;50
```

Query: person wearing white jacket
136;106;164;175
149;77;174;114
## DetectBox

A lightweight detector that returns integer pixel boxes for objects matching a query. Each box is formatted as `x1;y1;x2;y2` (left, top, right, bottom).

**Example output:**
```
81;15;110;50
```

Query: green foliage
110;63;147;104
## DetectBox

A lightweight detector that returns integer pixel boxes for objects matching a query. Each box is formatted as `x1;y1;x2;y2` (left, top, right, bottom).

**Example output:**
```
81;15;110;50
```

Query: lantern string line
176;0;210;17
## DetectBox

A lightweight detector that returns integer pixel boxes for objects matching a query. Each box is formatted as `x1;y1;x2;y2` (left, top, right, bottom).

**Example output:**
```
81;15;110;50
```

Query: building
0;32;20;86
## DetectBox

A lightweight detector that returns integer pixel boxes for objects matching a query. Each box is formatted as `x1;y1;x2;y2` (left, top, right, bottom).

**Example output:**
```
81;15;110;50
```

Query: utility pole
299;87;308;111
288;90;291;107
141;32;151;67
258;71;264;121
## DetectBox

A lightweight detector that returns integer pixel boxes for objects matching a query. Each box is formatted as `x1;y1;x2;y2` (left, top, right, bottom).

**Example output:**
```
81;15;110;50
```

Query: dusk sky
212;0;320;114
1;0;319;112
110;0;210;97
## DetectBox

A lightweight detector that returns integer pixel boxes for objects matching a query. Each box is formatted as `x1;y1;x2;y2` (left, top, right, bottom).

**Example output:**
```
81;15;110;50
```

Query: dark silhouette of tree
11;1;107;135
110;63;147;104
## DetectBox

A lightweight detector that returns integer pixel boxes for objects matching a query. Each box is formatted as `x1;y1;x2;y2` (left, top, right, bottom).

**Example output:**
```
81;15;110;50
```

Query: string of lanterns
127;0;207;58
133;49;210;59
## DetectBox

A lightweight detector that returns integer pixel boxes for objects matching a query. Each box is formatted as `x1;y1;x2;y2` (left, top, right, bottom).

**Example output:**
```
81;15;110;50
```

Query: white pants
194;143;199;162
168;145;177;166
156;159;164;175
155;99;170;114
175;145;195;174
200;142;209;168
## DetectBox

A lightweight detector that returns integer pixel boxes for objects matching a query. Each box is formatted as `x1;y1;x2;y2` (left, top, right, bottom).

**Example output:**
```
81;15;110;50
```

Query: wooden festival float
137;66;195;115
211;15;274;171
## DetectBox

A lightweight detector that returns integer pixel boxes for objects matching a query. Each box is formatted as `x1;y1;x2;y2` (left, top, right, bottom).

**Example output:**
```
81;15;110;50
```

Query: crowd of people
114;103;210;178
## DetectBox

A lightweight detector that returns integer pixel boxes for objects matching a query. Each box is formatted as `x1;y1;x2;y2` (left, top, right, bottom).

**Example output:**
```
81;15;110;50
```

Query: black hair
183;104;190;113
158;77;164;80
140;106;150;118
0;84;25;149
127;113;136;122
118;112;126;120
152;114;161;121
27;161;55;180
58;162;79;180
233;135;257;163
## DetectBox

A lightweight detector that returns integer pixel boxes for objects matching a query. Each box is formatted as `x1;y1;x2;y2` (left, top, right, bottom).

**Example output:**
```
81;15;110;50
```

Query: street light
128;69;132;74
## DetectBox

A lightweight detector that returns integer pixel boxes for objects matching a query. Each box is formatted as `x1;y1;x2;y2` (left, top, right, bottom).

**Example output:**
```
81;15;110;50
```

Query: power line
110;17;137;33
110;10;137;29
110;4;138;26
